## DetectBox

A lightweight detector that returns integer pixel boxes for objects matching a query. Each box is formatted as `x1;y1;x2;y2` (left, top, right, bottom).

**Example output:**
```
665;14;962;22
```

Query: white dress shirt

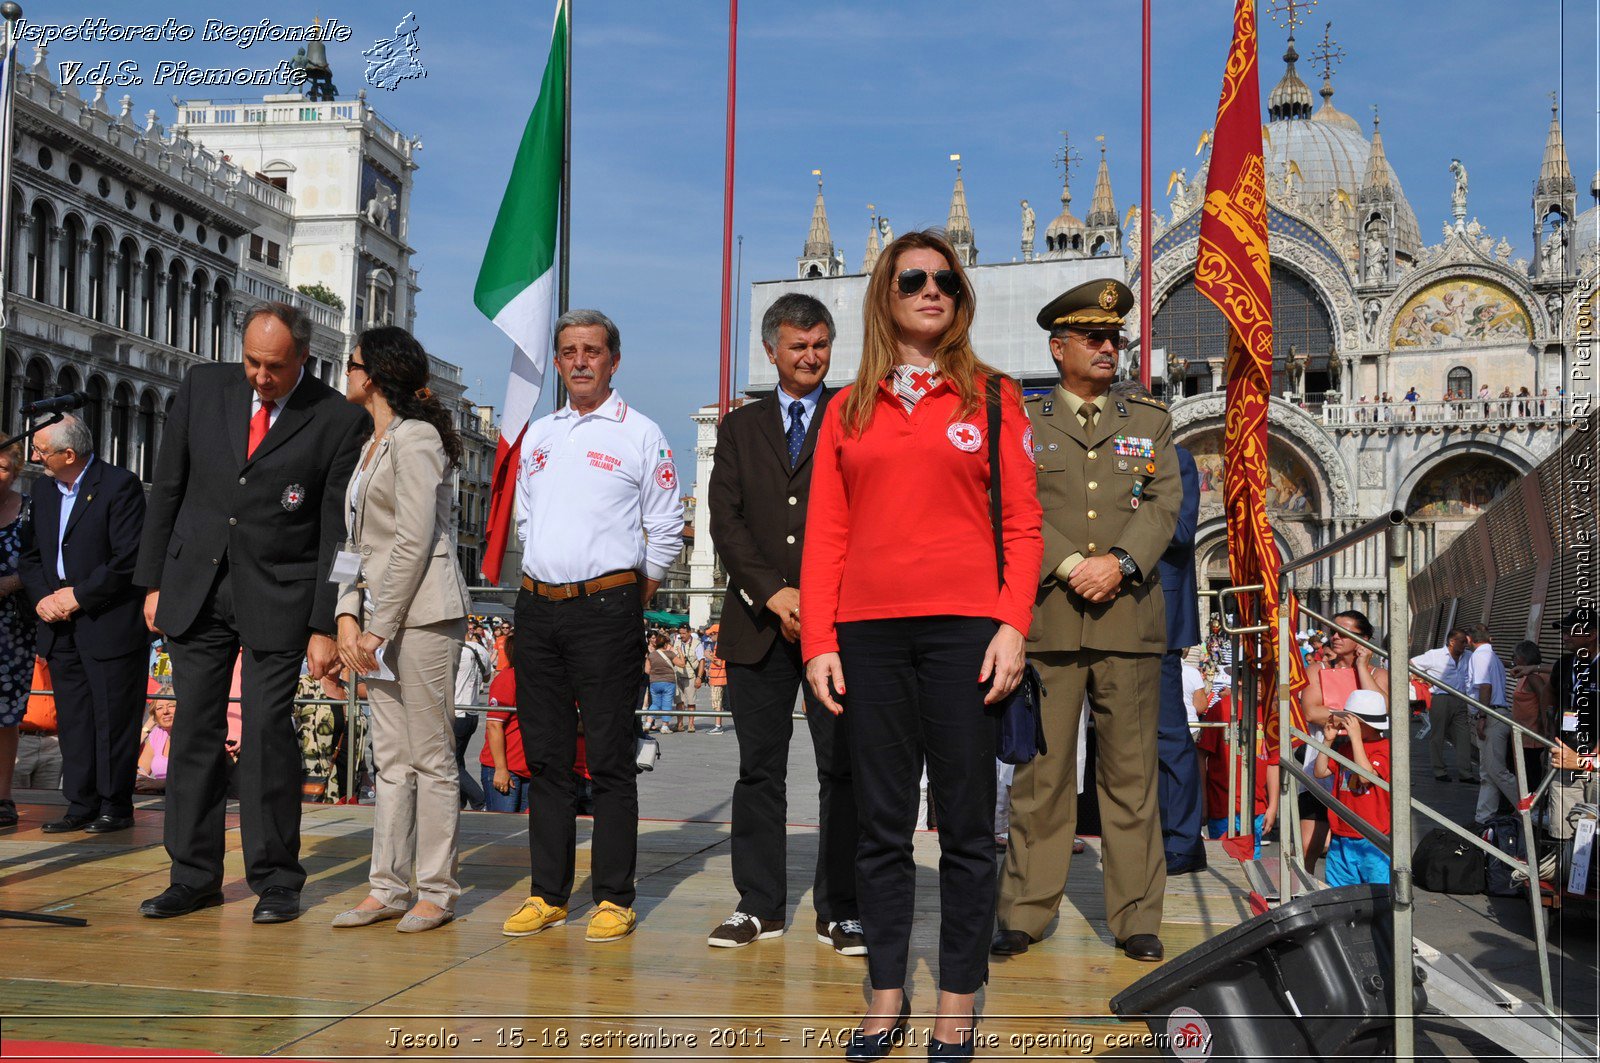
1411;645;1468;696
54;454;95;581
1467;641;1508;709
250;366;305;430
515;390;684;583
776;381;823;437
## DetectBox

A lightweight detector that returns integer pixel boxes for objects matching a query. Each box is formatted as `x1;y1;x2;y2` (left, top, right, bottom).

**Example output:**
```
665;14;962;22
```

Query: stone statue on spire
1020;199;1036;260
1448;158;1469;230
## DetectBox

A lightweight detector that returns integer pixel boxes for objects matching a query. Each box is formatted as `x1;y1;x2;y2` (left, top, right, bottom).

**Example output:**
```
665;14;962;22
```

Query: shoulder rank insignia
1127;393;1168;411
1041;398;1054;415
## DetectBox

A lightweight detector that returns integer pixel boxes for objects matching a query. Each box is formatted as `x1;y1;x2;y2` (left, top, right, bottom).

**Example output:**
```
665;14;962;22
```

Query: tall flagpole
0;3;21;364
716;0;739;422
553;0;572;410
1139;0;1153;389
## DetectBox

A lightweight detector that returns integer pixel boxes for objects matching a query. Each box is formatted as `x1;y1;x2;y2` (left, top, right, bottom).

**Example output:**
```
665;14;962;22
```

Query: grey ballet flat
396;910;456;933
330;903;407;928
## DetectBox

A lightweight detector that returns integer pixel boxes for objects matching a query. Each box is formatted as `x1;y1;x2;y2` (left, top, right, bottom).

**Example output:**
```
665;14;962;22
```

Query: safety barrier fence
1202;509;1573;1060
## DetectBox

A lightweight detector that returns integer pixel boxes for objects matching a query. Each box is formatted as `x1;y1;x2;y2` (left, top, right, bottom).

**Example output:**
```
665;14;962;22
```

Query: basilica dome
1574;174;1600;272
1260;39;1423;261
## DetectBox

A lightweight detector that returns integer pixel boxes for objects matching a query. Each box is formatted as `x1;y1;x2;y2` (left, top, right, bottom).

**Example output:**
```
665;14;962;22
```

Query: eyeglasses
346;359;368;374
30;445;63;459
896;268;961;298
1068;329;1130;352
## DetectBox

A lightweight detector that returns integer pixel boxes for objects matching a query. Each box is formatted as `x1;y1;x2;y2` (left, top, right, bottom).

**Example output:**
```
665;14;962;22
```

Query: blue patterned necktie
787;400;806;465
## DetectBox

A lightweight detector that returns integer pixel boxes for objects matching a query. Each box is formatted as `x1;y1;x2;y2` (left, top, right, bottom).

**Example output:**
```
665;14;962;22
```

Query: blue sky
38;0;1600;470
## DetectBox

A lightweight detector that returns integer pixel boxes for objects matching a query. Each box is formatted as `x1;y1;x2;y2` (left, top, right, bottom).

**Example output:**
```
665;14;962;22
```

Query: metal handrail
1297;601;1558;753
1266;520;1556;1045
1280;510;1404;577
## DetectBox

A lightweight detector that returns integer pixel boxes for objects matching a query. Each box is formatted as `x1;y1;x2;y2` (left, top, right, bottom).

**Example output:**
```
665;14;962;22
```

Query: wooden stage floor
0;794;1261;1059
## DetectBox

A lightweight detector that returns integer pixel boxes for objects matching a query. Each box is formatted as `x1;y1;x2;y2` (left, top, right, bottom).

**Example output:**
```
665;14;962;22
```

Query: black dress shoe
989;928;1034;956
140;884;224;918
845;996;911;1062
84;815;134;834
253;886;302;924
1166;851;1209;875
1115;934;1164;962
41;813;97;834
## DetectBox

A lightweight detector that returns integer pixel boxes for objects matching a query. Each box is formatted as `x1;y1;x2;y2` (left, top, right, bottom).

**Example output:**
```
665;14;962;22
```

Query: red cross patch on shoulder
654;461;677;490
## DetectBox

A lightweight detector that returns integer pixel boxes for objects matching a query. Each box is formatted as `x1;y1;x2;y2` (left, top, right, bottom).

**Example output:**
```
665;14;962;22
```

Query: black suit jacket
19;458;151;660
708;387;832;666
133;364;369;651
1157;445;1200;652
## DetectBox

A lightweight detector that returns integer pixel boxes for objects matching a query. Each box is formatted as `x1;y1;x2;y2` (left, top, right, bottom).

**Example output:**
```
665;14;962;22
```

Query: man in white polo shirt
500;309;683;944
1467;623;1514;826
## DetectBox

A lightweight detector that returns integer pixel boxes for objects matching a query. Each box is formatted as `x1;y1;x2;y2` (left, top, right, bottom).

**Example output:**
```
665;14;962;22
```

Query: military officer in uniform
993;278;1179;963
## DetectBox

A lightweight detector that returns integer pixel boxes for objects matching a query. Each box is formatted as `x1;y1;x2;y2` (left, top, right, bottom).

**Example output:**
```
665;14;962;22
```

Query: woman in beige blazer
331;326;472;933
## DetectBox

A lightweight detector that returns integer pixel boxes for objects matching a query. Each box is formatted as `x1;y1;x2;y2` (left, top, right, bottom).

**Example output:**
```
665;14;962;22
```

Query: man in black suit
133;302;368;922
19;415;149;834
704;293;862;954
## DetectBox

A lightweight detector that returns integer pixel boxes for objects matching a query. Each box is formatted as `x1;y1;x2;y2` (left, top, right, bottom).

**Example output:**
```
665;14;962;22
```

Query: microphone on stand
21;391;88;417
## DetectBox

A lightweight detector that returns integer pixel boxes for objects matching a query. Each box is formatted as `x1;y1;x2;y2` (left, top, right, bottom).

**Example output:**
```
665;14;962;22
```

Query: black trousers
46;631;145;820
837;616;998;994
728;636;858;923
515;580;644;908
165;567;307;894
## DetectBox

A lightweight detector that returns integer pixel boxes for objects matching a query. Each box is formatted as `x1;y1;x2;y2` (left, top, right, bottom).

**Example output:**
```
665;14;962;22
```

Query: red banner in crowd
1194;0;1308;749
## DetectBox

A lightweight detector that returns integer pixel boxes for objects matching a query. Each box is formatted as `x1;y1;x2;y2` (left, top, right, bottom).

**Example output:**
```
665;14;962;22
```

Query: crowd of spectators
1349;384;1560;422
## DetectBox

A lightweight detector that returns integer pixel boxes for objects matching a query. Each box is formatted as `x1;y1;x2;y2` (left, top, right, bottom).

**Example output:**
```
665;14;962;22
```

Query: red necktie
247;400;275;457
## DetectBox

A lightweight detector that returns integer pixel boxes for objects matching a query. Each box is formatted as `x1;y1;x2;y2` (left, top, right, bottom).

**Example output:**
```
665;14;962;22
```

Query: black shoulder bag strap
986;375;1003;586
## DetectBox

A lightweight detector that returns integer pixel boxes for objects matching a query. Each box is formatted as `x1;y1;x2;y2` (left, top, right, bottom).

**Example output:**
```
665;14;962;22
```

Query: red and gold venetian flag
1194;0;1308;747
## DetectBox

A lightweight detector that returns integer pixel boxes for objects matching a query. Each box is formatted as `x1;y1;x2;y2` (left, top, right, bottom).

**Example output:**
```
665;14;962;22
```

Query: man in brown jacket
993;279;1179;962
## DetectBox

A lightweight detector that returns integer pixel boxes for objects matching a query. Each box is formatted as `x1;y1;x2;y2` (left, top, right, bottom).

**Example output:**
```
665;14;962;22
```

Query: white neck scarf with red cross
890;363;941;414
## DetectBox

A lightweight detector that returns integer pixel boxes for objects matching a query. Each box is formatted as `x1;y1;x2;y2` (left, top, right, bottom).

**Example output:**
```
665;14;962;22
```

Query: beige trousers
999;649;1165;942
366;618;466;909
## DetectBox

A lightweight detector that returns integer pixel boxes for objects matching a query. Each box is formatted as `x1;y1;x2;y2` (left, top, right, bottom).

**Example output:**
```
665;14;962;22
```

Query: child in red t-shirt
1314;688;1392;886
481;665;530;813
1195;692;1279;858
479;646;591;816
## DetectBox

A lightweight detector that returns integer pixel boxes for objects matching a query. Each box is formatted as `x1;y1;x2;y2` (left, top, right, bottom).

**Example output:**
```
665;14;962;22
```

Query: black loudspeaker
1110;885;1427;1062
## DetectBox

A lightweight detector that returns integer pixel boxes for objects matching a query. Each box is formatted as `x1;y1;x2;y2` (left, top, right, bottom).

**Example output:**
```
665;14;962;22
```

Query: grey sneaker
705;725;726;735
707;910;784;948
817;916;868;956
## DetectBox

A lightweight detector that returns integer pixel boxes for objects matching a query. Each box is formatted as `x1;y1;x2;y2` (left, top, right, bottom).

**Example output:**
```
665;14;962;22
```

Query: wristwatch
1110;547;1139;579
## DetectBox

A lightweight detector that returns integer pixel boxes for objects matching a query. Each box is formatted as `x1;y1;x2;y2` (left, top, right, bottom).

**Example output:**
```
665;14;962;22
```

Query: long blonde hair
840;229;1000;437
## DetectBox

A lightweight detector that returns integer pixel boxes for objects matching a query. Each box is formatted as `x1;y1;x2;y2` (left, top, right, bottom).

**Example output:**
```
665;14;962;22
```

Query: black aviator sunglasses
896;268;961;298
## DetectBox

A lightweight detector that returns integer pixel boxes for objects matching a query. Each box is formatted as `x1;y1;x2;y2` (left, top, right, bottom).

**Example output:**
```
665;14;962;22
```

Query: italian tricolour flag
474;0;567;583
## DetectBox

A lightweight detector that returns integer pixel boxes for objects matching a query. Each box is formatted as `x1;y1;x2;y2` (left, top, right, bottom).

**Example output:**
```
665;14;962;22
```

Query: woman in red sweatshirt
802;230;1043;1060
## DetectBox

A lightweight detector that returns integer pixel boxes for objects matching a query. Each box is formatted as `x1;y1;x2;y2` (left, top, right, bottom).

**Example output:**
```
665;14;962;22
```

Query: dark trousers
837;616;997;994
165;568;306;894
453;713;485;809
515;580;644;908
728;637;858;923
46;631;145;820
1157;651;1204;864
1430;691;1476;780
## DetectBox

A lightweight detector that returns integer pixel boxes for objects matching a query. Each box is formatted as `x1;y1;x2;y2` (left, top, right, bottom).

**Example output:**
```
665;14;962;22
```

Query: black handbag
986;377;1047;765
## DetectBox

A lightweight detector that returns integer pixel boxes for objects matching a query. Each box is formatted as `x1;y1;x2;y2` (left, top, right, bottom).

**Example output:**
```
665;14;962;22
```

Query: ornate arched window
1153;265;1335;394
1446;365;1472;398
